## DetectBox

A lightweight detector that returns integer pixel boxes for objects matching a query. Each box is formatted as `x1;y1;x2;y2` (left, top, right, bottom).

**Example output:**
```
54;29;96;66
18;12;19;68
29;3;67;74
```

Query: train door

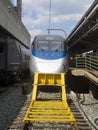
0;38;7;70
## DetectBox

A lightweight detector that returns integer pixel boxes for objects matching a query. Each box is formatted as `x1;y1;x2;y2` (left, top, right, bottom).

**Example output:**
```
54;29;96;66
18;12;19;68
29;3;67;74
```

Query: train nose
35;61;64;73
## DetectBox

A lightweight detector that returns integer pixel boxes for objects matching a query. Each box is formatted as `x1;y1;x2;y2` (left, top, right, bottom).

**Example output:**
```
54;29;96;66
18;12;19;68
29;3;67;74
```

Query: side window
31;44;34;49
32;37;37;50
61;43;64;50
0;47;4;53
64;43;68;50
25;54;26;60
32;43;36;50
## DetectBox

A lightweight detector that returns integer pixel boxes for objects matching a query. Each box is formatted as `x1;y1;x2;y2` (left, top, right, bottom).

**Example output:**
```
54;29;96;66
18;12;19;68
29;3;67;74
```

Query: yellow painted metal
75;54;98;72
24;73;76;123
85;55;98;71
75;54;85;68
24;101;75;122
36;73;65;86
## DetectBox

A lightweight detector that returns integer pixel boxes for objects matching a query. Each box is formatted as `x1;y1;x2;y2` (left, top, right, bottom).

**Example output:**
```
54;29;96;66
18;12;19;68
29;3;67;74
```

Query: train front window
35;40;65;51
37;41;49;50
51;41;64;51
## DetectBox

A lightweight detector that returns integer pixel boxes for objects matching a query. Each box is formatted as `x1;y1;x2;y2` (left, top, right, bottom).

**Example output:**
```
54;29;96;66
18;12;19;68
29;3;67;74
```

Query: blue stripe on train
32;50;67;60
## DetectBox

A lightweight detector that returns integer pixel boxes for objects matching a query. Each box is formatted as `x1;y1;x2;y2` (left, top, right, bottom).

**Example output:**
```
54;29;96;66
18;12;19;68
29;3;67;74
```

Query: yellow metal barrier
75;54;85;68
24;73;76;123
85;55;98;71
76;54;98;72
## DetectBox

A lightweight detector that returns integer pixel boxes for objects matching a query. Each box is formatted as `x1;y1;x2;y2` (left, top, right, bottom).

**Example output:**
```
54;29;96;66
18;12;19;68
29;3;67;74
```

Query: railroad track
67;96;92;130
8;88;93;130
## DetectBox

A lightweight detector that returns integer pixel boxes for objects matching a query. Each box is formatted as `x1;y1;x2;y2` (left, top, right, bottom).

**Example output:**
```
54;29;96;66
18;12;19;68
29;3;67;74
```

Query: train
29;34;68;74
0;36;30;84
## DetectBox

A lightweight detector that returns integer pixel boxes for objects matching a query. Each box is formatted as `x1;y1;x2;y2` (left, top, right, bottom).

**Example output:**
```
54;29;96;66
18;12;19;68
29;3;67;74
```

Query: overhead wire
48;0;51;35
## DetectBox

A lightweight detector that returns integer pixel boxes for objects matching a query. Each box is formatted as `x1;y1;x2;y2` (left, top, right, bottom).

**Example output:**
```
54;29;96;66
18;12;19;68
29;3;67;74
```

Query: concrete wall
0;0;30;48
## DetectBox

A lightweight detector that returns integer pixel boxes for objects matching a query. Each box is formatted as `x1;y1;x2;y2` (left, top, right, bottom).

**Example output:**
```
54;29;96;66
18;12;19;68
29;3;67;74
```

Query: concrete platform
71;69;98;86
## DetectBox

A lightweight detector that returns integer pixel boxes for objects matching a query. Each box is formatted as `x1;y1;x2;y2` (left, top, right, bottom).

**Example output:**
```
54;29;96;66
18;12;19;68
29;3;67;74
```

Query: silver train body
29;35;68;74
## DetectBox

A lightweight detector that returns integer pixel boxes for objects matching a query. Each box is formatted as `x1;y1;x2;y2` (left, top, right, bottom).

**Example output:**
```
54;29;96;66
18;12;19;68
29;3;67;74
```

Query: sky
11;0;94;41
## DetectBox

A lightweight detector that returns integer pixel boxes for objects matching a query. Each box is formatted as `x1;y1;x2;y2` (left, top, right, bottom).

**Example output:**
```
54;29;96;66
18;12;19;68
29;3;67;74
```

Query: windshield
37;41;49;50
33;40;65;51
51;41;64;51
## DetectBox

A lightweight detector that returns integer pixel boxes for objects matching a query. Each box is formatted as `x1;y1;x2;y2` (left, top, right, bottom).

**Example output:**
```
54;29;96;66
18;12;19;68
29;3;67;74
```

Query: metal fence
75;54;85;68
75;54;98;72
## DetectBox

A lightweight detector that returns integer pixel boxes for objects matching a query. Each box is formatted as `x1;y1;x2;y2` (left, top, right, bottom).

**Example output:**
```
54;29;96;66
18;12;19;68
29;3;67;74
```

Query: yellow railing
75;54;98;72
75;54;85;68
85;55;98;71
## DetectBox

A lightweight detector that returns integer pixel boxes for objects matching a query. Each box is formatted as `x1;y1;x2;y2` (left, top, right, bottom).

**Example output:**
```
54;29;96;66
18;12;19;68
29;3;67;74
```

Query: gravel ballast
0;85;27;130
0;84;98;130
69;91;98;130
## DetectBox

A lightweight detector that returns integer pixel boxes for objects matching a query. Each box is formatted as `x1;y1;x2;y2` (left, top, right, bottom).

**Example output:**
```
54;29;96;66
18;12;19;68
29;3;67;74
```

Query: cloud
21;0;94;38
29;29;44;41
10;0;17;6
22;14;47;29
52;14;82;23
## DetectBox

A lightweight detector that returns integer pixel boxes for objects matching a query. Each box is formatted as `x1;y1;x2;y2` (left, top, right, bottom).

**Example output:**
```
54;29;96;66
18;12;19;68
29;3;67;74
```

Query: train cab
29;35;68;74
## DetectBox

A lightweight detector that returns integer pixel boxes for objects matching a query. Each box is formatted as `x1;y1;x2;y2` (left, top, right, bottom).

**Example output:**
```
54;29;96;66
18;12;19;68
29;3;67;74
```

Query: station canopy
66;0;98;55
